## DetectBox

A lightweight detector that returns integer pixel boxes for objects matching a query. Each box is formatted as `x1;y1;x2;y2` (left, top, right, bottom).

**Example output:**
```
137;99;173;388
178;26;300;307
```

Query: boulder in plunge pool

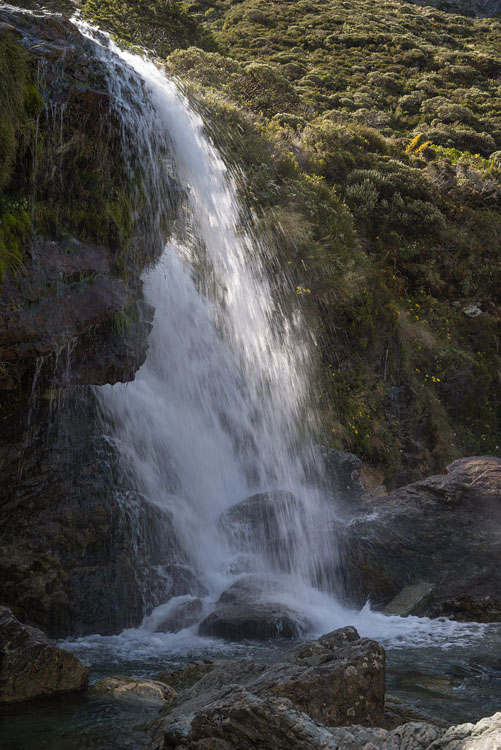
198;576;311;640
0;606;89;703
155;598;204;633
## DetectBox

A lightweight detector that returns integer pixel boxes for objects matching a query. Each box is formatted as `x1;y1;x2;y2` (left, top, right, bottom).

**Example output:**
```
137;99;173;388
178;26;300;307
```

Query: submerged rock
0;606;89;703
90;676;176;706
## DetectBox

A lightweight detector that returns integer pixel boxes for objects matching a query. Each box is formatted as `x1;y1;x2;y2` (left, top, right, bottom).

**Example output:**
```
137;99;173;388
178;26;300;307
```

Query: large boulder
198;576;311;640
0;606;89;703
152;625;385;747
340;457;501;621
153;686;500;750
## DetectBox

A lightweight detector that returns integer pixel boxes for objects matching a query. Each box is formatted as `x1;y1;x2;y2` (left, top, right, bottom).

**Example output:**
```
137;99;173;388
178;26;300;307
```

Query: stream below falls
1;616;501;748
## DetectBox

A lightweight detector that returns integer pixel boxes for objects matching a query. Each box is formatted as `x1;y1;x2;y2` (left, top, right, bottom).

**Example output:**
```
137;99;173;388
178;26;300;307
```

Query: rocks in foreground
90;676;176;706
149;626;500;748
151;626;386;747
0;606;89;703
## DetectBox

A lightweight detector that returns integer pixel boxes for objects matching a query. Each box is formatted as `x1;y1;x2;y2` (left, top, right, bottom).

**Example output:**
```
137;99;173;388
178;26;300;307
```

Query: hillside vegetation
64;1;501;482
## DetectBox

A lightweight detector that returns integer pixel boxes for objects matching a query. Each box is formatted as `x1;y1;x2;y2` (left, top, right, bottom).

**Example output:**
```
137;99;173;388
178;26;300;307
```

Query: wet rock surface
150;625;501;749
218;490;304;552
198;576;312;640
0;7;179;636
156;599;204;633
0;605;89;703
340;456;501;621
152;626;385;745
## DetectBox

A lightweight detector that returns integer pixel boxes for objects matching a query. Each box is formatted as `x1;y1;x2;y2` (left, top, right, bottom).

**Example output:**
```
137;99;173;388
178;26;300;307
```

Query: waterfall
76;23;341;632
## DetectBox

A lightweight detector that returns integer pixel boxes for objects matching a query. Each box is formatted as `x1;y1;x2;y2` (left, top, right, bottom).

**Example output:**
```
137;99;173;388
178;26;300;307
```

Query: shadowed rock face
339;456;501;621
0;605;89;703
0;8;181;637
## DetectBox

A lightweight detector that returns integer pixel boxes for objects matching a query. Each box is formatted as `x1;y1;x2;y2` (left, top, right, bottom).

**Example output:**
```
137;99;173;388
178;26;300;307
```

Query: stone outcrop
340;456;501;621
0;605;89;703
149;624;501;749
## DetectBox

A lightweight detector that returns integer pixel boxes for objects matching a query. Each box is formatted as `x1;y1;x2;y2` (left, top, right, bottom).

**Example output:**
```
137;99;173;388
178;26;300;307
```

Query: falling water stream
2;13;501;748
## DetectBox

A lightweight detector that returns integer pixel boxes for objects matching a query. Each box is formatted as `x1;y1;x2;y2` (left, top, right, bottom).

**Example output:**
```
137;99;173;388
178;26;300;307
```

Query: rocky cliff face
0;7;184;636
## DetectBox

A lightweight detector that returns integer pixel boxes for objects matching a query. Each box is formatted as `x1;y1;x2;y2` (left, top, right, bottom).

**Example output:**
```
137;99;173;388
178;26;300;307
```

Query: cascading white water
80;26;339;618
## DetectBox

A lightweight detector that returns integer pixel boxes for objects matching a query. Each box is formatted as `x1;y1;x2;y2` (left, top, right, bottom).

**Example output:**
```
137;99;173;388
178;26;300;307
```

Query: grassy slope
86;0;501;483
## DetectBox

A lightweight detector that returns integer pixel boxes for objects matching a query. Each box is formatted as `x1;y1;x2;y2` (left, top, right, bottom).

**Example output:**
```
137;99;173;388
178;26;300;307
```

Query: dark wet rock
198;601;310;640
219;491;304;552
316;447;369;508
198;576;311;641
340;457;501;621
0;605;89;703
216;576;282;605
156;661;215;693
0;423;198;636
156;599;204;633
0;7;179;637
383;582;435;617
90;676;177;706
153;684;501;750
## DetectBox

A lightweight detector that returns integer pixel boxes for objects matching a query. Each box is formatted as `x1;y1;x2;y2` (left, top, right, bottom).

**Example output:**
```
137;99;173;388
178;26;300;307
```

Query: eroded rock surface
0;605;89;703
90;676;177;706
0;7;180;637
149;623;501;749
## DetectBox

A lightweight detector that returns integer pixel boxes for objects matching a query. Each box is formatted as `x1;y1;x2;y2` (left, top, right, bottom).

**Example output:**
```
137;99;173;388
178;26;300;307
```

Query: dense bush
84;0;501;483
